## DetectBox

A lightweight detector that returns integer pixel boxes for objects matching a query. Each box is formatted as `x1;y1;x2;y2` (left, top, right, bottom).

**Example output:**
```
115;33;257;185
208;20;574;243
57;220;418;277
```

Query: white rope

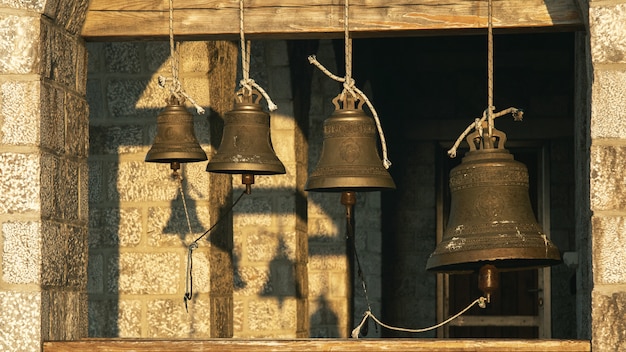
157;0;205;114
309;55;391;169
351;296;488;338
487;0;494;137
238;0;278;111
306;0;391;168
447;107;523;158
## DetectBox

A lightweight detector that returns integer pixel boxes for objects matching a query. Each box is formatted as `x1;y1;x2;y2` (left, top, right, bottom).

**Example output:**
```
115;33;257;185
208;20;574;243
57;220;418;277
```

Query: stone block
591;70;626;139
40;82;65;152
75;41;88;94
105;42;141;74
590;145;626;210
1;80;40;145
145;41;171;73
146;297;211;338
88;160;103;205
117;299;142;337
40;153;59;219
89;124;144;155
0;153;41;214
233;298;244;333
0;291;41;352
0;14;39;74
590;4;626;64
308;247;346;271
592;216;626;284
233;196;272;228
248;298;297;332
180;41;210;73
107;79;160;118
66;225;88;289
179;76;211;107
65;92;89;157
88;253;104;294
41;221;64;287
233;265;271;297
88;299;118;337
54;0;90;35
51;30;77;88
79;163;89;222
109;161;179;202
86;79;104;120
86;43;103;73
245;231;295;262
98;207;142;248
2;221;41;284
59;159;80;222
41;290;85;340
147;205;211;247
592;290;626;351
116;252;181;294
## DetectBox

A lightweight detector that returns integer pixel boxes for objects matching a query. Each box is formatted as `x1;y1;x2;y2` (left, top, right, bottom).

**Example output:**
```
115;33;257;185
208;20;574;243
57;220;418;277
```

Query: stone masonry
2;0;626;350
586;1;626;350
0;0;90;351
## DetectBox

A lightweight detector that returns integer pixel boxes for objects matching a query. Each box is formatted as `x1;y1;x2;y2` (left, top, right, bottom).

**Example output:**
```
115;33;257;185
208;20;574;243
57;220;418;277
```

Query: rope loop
351;296;488;338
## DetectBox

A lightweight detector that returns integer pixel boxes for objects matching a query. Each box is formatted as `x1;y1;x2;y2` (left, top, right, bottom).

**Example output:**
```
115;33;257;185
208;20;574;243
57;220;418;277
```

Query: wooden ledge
44;338;591;352
81;0;583;41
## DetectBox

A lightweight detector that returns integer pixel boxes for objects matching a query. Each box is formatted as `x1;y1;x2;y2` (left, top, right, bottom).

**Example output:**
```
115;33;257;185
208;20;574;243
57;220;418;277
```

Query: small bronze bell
146;95;208;171
206;89;285;193
426;127;561;274
305;95;395;192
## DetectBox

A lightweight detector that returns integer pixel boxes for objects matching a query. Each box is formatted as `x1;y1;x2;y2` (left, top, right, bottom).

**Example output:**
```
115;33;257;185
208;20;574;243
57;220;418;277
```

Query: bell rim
305;176;396;192
426;246;562;273
206;162;286;175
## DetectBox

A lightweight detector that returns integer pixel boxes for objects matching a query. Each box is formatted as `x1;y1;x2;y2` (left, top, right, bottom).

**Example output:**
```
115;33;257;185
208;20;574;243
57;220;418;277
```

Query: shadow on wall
86;39;354;338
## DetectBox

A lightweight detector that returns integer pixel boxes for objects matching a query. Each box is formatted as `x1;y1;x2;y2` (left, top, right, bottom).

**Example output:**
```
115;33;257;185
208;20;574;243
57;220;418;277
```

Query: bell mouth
426;231;562;273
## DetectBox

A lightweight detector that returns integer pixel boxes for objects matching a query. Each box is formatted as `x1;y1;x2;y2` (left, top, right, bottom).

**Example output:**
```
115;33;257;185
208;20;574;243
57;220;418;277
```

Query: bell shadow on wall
310;294;340;337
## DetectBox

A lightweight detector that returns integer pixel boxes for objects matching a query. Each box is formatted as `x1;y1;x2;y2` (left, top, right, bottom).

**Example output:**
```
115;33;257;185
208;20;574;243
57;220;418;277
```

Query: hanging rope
157;0;205;114
351;296;488;338
446;0;525;158
308;0;391;169
487;0;494;137
183;190;248;311
238;0;278;111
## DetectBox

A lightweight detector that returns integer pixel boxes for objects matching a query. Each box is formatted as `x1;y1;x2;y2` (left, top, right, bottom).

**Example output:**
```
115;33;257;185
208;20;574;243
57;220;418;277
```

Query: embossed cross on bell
146;95;208;171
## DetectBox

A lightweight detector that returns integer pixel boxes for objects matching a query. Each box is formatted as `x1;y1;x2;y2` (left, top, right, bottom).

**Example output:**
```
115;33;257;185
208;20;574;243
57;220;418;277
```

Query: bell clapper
242;173;255;194
170;161;181;173
478;264;499;304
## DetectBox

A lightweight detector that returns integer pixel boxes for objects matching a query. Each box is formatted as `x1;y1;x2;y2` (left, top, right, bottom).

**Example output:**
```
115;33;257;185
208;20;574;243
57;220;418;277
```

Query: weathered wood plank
81;0;583;41
44;338;591;352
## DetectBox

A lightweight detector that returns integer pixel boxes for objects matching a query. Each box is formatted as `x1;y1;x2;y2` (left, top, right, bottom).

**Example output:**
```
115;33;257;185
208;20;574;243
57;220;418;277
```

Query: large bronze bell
146;95;208;171
305;95;395;192
426;128;561;273
206;89;285;192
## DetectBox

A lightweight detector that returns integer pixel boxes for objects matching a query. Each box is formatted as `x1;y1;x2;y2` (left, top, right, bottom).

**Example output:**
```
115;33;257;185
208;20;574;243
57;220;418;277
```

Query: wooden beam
81;0;583;41
44;338;591;352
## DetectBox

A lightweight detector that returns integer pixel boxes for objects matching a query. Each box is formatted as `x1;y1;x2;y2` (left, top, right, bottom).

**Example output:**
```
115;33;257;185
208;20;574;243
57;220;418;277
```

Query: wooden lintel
44;338;591;352
81;0;583;41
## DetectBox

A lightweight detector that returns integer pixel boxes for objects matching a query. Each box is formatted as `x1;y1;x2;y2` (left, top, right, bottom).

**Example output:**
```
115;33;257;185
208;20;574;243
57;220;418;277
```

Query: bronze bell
145;95;208;171
206;89;285;192
426;127;561;273
305;95;395;192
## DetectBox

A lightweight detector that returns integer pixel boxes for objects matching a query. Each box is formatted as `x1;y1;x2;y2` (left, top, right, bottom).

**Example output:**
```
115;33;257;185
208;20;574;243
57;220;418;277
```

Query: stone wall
587;1;626;350
87;41;216;338
0;0;90;351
